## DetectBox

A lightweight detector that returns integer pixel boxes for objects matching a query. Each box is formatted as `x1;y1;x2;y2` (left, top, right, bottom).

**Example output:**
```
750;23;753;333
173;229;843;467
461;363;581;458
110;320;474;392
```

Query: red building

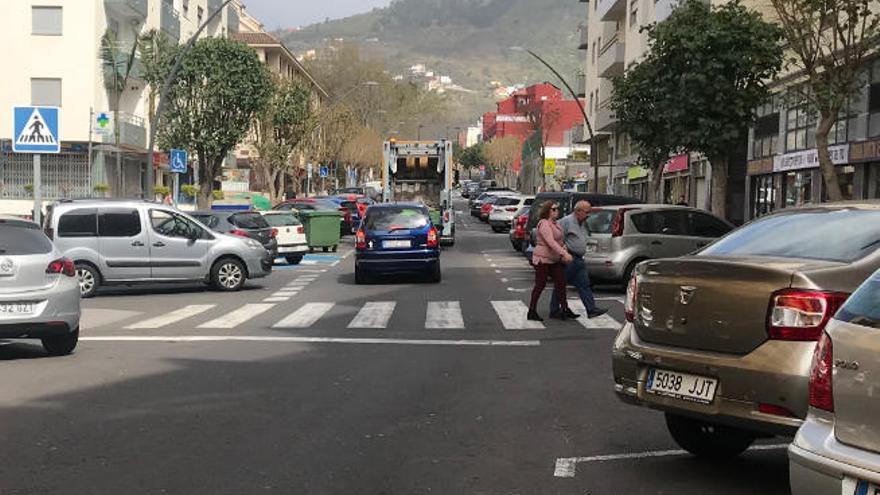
482;83;584;171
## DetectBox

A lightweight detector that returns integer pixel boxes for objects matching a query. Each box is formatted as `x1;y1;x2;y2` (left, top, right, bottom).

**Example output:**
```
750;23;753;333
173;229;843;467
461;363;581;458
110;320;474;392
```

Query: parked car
191;210;278;260
489;196;534;233
275;198;352;235
789;267;880;494
45;199;273;297
509;206;531;251
583;204;733;283
0;216;80;356
354;203;441;284
612;203;880;459
261;211;308;265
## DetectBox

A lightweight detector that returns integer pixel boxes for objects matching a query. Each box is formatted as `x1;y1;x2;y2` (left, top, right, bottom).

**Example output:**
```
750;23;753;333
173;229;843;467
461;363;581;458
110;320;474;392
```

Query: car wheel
665;413;755;459
211;258;246;292
42;328;79;356
285;255;303;265
75;263;100;298
430;263;441;283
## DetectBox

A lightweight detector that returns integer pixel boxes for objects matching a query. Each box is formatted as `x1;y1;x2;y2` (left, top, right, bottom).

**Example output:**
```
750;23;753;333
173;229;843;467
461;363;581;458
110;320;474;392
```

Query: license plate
0;303;35;315
646;368;717;404
843;478;880;495
383;240;410;248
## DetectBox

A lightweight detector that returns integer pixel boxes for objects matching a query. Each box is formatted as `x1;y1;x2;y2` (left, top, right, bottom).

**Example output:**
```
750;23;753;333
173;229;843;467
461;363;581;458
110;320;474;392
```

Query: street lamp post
145;0;235;200
512;47;601;193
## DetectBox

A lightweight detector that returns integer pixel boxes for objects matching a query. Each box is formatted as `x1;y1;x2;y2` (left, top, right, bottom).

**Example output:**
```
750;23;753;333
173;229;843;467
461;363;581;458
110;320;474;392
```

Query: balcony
578;25;589;49
102;112;147;151
160;1;180;41
104;0;147;21
596;99;618;132
598;35;625;78
576;73;586;97
598;0;625;21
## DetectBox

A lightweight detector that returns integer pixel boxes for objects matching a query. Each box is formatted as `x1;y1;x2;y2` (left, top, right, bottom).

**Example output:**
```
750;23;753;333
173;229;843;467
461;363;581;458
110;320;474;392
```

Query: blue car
355;203;441;284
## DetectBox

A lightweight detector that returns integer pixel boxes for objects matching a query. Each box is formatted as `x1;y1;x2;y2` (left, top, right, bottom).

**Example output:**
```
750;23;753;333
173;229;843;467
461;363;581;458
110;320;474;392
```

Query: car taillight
270;228;278;238
624;275;638;322
809;331;834;412
356;230;367;249
297;226;305;234
611;208;635;237
46;258;76;277
767;289;848;341
427;227;438;248
230;229;250;238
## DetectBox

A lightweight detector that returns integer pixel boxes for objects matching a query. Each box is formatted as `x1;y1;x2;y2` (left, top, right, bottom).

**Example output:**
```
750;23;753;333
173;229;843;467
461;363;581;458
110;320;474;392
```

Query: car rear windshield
0;223;53;255
263;214;301;227
836;271;880;329
587;209;616;234
231;213;270;229
700;208;880;262
366;208;429;231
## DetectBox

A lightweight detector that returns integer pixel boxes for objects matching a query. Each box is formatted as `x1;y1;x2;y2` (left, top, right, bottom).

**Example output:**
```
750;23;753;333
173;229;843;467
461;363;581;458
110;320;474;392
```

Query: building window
32;6;62;36
31;78;62;106
629;0;638;28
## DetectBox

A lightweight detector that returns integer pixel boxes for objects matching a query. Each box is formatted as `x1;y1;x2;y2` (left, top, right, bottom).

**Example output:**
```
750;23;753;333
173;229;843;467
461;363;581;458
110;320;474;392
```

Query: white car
488;196;534;233
261;211;308;265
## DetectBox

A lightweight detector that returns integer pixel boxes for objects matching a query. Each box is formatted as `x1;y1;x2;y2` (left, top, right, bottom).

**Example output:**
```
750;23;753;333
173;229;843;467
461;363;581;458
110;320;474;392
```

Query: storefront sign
747;158;774;176
849;138;880;163
627;166;648;180
663;154;689;173
773;144;849;172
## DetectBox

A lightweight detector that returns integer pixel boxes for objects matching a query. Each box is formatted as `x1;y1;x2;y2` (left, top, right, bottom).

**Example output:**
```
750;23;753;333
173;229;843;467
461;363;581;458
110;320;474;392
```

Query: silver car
585;204;733;283
789;269;880;495
0;216;80;356
45;200;273;297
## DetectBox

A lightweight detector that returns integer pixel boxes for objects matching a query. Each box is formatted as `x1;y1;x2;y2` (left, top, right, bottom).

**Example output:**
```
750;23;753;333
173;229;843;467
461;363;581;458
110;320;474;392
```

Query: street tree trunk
709;155;728;219
815;110;843;202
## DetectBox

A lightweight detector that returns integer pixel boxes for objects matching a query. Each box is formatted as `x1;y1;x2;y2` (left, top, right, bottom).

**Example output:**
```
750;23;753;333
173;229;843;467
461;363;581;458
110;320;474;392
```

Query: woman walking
528;201;576;321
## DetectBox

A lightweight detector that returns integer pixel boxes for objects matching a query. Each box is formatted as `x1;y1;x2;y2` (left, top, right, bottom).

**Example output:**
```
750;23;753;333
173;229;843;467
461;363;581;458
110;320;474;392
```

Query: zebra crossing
116;299;622;332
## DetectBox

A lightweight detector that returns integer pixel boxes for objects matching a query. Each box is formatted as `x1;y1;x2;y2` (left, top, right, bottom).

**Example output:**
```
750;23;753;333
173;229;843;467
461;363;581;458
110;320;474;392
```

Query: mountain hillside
279;0;583;119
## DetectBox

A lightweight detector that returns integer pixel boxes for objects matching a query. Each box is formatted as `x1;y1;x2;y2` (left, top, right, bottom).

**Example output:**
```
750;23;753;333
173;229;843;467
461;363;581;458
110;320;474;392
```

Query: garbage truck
382;139;455;246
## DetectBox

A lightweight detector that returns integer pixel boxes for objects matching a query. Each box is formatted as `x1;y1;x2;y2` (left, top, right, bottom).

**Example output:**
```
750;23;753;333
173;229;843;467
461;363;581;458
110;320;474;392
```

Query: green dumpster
300;210;342;253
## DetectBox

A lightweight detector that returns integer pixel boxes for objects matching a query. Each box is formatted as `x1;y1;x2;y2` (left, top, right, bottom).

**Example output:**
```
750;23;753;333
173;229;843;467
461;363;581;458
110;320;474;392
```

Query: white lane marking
273;302;335;328
198;304;275;329
264;297;289;302
426;301;465;329
491;301;544;330
567;300;622;329
82;336;541;347
125;305;215;329
348;302;396;329
553;444;789;478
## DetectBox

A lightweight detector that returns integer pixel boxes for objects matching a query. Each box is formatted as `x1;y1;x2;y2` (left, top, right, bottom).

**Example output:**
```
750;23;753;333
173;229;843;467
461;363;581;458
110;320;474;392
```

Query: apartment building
0;0;240;206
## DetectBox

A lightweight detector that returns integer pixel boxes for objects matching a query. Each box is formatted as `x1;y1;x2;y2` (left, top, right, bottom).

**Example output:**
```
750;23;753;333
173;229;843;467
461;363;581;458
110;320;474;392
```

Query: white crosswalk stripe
348;302;396;329
198;304;275;329
491;301;544;330
126;304;215;329
425;301;465;329
273;303;335;328
568;300;622;329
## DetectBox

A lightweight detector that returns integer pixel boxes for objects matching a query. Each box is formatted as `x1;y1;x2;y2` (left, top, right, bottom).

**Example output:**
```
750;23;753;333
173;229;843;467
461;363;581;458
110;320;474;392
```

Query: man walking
549;201;608;319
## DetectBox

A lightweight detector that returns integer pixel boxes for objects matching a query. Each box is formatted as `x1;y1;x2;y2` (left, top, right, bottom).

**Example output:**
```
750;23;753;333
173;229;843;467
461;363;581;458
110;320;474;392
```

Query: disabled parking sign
13;106;60;154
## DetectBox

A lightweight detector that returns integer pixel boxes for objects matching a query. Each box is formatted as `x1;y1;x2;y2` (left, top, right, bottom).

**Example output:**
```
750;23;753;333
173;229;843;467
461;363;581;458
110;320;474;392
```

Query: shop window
784;170;812;208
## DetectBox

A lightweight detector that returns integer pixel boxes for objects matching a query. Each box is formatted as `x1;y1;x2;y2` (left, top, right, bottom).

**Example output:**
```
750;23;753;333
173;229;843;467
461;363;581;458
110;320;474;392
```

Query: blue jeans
550;256;596;314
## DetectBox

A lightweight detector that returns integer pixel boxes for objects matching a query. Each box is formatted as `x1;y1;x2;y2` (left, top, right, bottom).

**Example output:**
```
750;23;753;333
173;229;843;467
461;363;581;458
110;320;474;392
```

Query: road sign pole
33;154;41;225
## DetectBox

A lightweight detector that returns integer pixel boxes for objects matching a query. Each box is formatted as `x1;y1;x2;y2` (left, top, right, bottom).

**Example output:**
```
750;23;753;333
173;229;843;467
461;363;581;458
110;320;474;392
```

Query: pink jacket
533;219;568;265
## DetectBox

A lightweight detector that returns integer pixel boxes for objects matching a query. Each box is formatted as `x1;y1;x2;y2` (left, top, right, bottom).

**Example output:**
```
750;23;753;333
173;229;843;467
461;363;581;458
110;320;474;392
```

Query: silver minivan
45;200;273;297
585;204;733;283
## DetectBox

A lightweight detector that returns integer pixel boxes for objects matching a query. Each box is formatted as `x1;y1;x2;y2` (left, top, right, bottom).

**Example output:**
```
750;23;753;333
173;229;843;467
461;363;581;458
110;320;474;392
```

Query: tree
611;0;783;216
484;136;521;187
152;37;272;208
251;79;316;202
769;0;879;201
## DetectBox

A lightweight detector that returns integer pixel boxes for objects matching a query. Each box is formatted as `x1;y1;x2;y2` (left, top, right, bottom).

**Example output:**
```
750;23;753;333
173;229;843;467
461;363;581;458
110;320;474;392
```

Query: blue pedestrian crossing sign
170;149;188;174
319;166;329;178
13;106;60;154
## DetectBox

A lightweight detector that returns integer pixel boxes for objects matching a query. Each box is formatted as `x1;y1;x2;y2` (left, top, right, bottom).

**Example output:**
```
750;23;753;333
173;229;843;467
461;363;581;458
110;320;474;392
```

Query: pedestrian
527;201;576;322
676;194;688;206
549;201;608;319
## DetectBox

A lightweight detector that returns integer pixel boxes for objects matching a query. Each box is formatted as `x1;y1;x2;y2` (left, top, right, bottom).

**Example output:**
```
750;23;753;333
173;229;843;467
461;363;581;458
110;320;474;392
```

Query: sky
244;0;394;30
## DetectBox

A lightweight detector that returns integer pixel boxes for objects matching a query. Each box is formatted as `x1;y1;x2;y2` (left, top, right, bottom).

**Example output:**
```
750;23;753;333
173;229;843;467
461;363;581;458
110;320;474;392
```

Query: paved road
0;200;790;494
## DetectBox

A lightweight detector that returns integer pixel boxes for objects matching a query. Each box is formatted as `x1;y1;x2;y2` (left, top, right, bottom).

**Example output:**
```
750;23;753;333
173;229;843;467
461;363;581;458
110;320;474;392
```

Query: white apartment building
0;0;241;207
